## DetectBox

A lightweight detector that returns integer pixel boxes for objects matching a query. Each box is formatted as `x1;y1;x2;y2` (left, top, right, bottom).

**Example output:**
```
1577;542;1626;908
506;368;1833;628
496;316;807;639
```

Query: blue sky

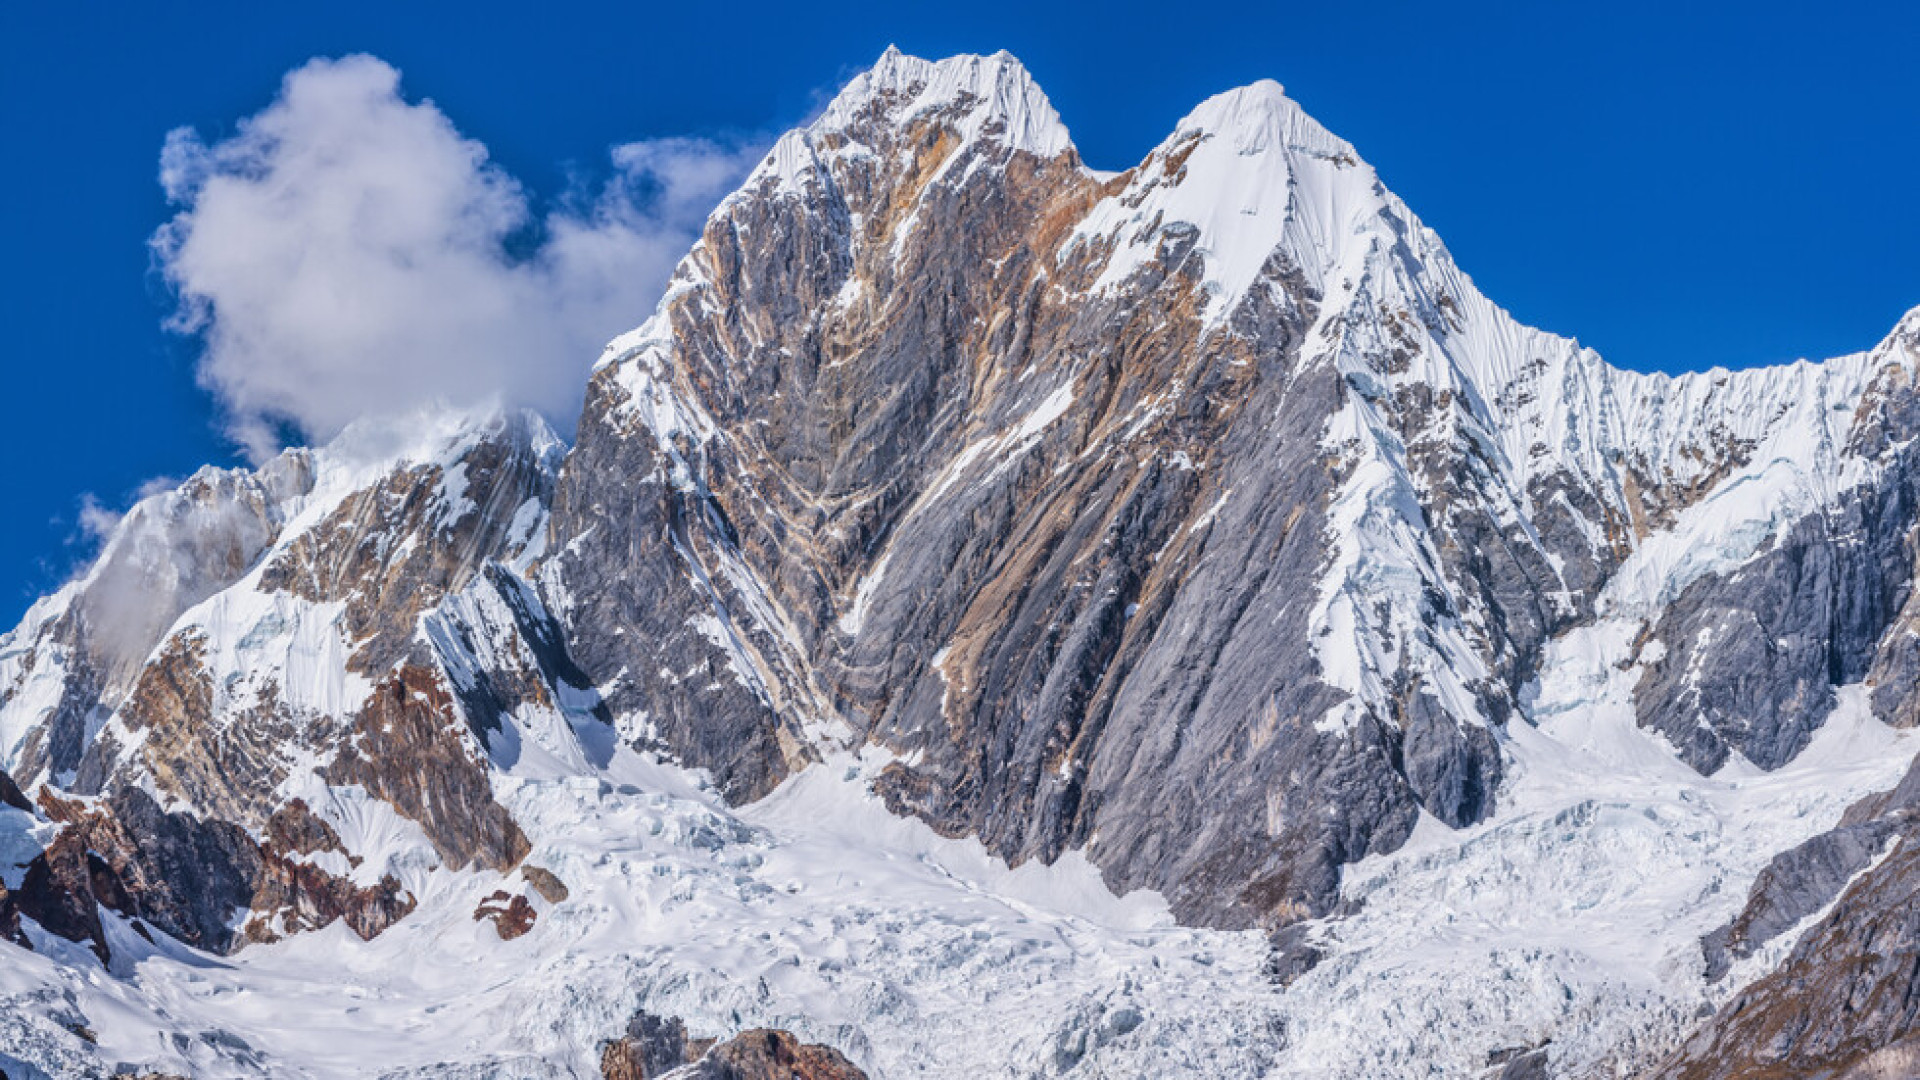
3;0;1918;623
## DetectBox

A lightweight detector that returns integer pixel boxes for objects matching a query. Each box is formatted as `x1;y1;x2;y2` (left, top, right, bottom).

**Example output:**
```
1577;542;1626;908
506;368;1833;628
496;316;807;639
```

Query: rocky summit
3;48;1920;1079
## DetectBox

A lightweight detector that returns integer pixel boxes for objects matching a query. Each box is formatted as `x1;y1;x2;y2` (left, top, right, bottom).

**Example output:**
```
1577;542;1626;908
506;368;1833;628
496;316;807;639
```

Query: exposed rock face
1634;450;1920;773
6;829;117;961
1664;747;1920;1077
0;410;565;956
541;49;1920;929
9;44;1920;1080
0;768;28;813
543;365;805;804
424;562;610;756
1;453;313;789
258;412;557;678
520;864;568;903
1700;815;1901;983
471;889;535;940
598;1010;867;1080
1496;1047;1552;1080
1654;834;1920;1079
3;764;95;953
601;1012;695;1080
245;799;415;944
2;776;416;961
1631;315;1920;773
324;666;530;874
547;49;1483;926
37;787;261;954
675;1029;869;1080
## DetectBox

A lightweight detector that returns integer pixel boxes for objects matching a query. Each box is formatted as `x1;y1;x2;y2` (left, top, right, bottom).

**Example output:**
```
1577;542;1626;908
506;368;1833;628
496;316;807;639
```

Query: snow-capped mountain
4;47;1920;1079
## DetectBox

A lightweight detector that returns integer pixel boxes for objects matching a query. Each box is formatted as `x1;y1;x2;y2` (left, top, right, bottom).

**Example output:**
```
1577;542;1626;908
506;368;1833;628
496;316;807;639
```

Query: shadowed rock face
4;762;190;958
0;768;28;813
5;826;119;961
1;774;415;960
1663;749;1920;1079
1655;834;1920;1080
36;787;262;954
1634;452;1920;773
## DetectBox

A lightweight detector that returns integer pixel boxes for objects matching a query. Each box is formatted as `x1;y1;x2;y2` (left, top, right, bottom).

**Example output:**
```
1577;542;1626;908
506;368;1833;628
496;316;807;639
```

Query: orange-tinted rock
246;856;415;945
325;666;530;874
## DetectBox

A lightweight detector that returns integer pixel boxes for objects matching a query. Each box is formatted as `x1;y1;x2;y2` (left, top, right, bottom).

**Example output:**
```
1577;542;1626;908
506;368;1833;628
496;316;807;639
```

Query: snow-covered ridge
0;404;560;783
692;49;1920;507
817;45;1072;159
747;46;1072;200
1050;59;1914;508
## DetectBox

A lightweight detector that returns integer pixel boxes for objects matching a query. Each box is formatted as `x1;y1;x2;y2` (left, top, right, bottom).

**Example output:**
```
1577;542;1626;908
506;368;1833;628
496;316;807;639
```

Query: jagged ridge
2;46;1920;1080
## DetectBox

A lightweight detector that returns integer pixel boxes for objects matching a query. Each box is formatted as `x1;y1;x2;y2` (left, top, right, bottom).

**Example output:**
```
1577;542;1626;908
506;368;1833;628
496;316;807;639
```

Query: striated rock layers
543;49;1920;930
5;47;1920;1075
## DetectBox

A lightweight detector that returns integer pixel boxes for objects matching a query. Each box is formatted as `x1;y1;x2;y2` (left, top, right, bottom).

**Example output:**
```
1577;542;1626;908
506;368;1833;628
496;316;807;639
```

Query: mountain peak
812;48;1073;160
1175;79;1354;162
1069;74;1384;326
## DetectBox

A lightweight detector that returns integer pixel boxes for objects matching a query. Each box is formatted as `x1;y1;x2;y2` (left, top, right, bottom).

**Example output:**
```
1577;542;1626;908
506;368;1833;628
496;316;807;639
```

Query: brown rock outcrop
520;864;569;903
472;889;535;941
245;858;415;945
686;1029;869;1080
598;1011;866;1080
325;666;530;874
600;1012;692;1079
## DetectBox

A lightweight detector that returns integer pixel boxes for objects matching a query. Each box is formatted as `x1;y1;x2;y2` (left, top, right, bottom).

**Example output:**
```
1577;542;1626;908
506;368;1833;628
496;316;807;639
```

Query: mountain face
4;47;1920;1079
546;47;1920;930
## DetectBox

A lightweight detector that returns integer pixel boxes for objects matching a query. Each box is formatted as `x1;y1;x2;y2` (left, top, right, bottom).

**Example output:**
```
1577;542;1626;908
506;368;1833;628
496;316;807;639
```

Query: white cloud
75;495;122;544
153;54;764;460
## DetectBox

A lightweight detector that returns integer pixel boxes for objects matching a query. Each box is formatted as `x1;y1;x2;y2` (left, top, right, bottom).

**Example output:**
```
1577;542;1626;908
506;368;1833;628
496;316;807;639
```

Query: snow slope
0;742;1286;1079
3;671;1907;1079
1275;639;1918;1078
